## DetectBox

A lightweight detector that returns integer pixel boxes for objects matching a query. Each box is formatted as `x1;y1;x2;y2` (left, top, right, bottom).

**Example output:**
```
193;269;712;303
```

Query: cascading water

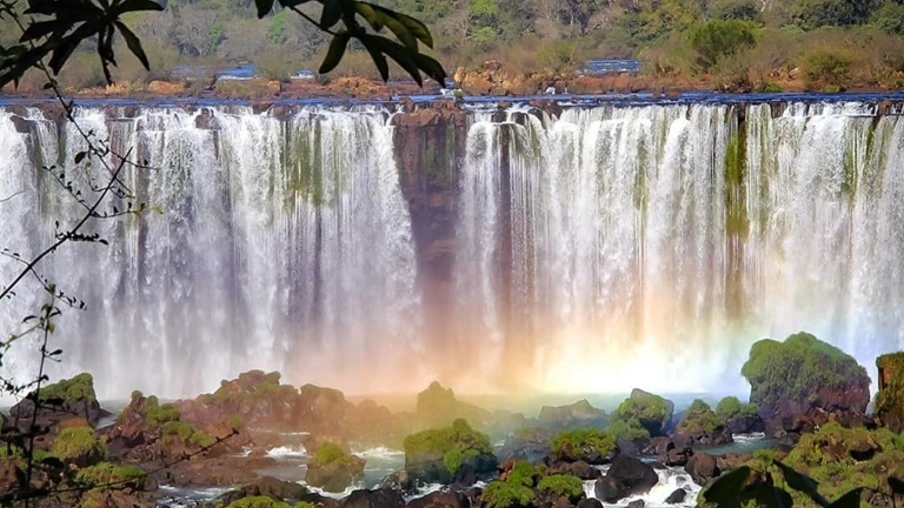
3;100;904;399
454;102;904;394
0;106;423;399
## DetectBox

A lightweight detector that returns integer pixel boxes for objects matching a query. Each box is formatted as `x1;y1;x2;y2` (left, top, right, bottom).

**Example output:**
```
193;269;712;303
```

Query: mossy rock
549;428;617;464
10;373;108;427
161;420;215;448
304;442;365;493
51;426;106;467
415;381;491;429
74;462;148;491
605;417;650;442
537;474;585;503
403;418;497;484
716;396;763;435
741;332;870;430
225;497;295;508
610;389;674;437
876;352;904;433
675;400;732;446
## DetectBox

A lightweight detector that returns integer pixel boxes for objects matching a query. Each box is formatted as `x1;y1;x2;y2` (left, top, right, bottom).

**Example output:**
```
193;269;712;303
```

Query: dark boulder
594;455;659;503
576;499;603;508
9;373;109;430
208;476;310;506
379;469;413;492
306;443;366;493
627;500;645;508
547;460;602;480
665;489;687;504
659;446;692;467
685;452;719;486
725;415;766;435
341;489;406;508
408;490;470;508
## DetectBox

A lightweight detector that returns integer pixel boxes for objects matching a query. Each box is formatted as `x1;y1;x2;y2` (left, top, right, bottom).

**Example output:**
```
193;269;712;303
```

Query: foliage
225;497;295;508
716;396;759;420
873;2;904;35
610;389;671;436
161;421;215;448
51;426;106;462
143;396;182;429
803;50;853;91
482;479;536;508
678;399;725;434
688;20;757;71
403;418;492;470
34;373;96;403
741;332;869;407
605;417;651;441
550;428;617;457
74;462;147;490
312;442;358;468
874;353;904;429
537;474;584;500
508;460;538;488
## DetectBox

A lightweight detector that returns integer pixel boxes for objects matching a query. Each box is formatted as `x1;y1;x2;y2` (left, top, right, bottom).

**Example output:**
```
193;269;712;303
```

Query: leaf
411;51;446;86
889;477;904;495
19;20;63;42
360;34;422;85
703;466;751;505
362;40;389;81
74;151;86;164
826;488;863;508
320;0;341;29
48;38;80;76
773;461;828;506
360;3;433;48
117;0;164;12
14;467;27;490
254;0;275;18
48;349;62;356
115;22;149;70
319;33;349;74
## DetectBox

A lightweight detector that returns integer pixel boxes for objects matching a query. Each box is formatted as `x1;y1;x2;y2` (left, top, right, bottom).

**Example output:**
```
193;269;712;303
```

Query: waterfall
454;102;904;394
4;100;904;399
0;106;423;398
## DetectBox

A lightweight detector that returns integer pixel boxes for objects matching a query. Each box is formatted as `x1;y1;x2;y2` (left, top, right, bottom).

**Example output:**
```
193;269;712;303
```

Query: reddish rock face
876;353;904;432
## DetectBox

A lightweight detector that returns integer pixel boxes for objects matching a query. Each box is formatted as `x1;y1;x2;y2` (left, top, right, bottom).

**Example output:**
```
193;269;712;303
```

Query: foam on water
584;466;701;508
266;445;307;459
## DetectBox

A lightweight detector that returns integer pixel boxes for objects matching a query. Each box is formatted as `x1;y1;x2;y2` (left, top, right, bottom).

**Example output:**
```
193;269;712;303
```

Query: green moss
508;460;538;488
74;462;146;490
537;474;584;500
311;442;359;469
144;396;181;429
161;421;214;448
610;389;671;435
715;396;758;420
876;352;904;429
605;418;651;441
481;480;536;508
403;418;492;472
550;428;617;457
443;448;480;474
36;373;96;403
51;426;106;462
225;497;294;508
741;332;869;407
678;399;725;435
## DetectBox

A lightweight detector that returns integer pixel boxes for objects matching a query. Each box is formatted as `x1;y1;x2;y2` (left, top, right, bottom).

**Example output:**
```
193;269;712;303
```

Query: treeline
2;0;904;91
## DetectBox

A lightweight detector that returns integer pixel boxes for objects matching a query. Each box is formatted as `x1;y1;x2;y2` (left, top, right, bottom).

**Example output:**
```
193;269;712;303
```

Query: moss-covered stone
304;442;365;493
161;420;215;448
742;332;870;409
549;428;617;463
715;397;757;420
403;418;496;483
537;474;584;502
38;373;96;403
74;462;147;491
675;400;732;446
482;477;536;508
51;426;106;467
10;372;107;428
143;396;181;429
876;352;904;432
225;497;294;508
610;389;674;437
605;418;650;441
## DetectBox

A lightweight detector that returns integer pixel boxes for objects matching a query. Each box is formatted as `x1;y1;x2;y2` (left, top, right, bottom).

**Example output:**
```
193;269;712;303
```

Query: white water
584;465;701;508
0;106;424;399
454;102;904;395
3;102;904;399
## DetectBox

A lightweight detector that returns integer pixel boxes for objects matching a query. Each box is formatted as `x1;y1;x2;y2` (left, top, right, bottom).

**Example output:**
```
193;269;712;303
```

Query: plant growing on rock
550;428;617;461
715;396;758;420
305;442;365;493
74;462;147;491
37;373;97;403
678;400;726;435
605;418;651;441
51;426;106;465
404;418;493;474
482;470;537;508
225;497;296;508
609;389;673;436
537;474;584;502
876;352;904;432
162;421;215;448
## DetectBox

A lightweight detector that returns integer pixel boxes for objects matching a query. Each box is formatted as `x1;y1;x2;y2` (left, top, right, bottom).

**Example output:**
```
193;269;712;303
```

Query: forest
2;0;904;92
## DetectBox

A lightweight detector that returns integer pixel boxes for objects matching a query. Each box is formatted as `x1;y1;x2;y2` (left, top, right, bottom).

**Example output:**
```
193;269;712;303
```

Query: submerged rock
593;455;658;503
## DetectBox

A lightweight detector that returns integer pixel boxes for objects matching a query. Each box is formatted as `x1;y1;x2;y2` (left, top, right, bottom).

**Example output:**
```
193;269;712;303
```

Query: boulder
610;389;674;437
627;500;645;508
742;332;870;436
593;455;658;503
576;499;603;508
210;476;310;506
408;490;470;508
725;415;766;435
672;400;733;447
416;382;492;429
549;428;617;465
659;446;692;467
379;469;413;492
876;352;904;433
9;373;110;430
181;370;300;432
546;460;602;480
403;419;497;484
305;443;366;493
341;489;406;508
685;452;720;486
497;427;555;463
538;400;607;430
665;488;687;504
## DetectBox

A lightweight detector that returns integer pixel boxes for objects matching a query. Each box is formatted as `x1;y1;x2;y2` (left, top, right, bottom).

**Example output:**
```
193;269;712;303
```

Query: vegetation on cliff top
678;399;725;435
403;418;492;473
550;428;617;457
34;373;96;403
741;332;869;407
610;389;672;436
482;461;537;508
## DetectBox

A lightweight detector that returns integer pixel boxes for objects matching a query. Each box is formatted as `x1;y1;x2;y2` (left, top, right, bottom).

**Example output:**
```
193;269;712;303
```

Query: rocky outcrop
672;400;733;447
685;452;720;486
305;443;366;493
403;419;497;484
497;427;556;463
9;373;110;431
179;370;300;431
407;490;470;508
538;400;607;430
715;396;764;435
610;389;674;437
742;332;871;436
342;489;406;508
593;455;658;503
549;429;617;465
876;352;904;432
415;382;492;429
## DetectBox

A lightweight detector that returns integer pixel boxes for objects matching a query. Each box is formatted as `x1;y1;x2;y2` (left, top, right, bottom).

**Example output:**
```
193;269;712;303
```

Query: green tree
688;19;757;70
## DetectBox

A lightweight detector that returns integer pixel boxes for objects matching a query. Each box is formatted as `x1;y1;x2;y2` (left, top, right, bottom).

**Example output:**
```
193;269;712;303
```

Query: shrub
873;2;904;35
37;373;96;403
716;396;758;420
225;497;294;508
550;429;617;457
144;396;181;429
51;426;106;462
741;332;868;407
75;462;146;490
678;400;725;434
507;460;538;488
481;480;535;508
537;474;584;500
610;389;672;435
802;50;853;90
161;421;215;448
688;20;757;71
606;418;651;441
403;418;492;473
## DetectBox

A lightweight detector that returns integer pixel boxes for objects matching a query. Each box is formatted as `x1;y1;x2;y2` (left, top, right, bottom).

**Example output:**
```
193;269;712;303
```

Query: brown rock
685;452;720;486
